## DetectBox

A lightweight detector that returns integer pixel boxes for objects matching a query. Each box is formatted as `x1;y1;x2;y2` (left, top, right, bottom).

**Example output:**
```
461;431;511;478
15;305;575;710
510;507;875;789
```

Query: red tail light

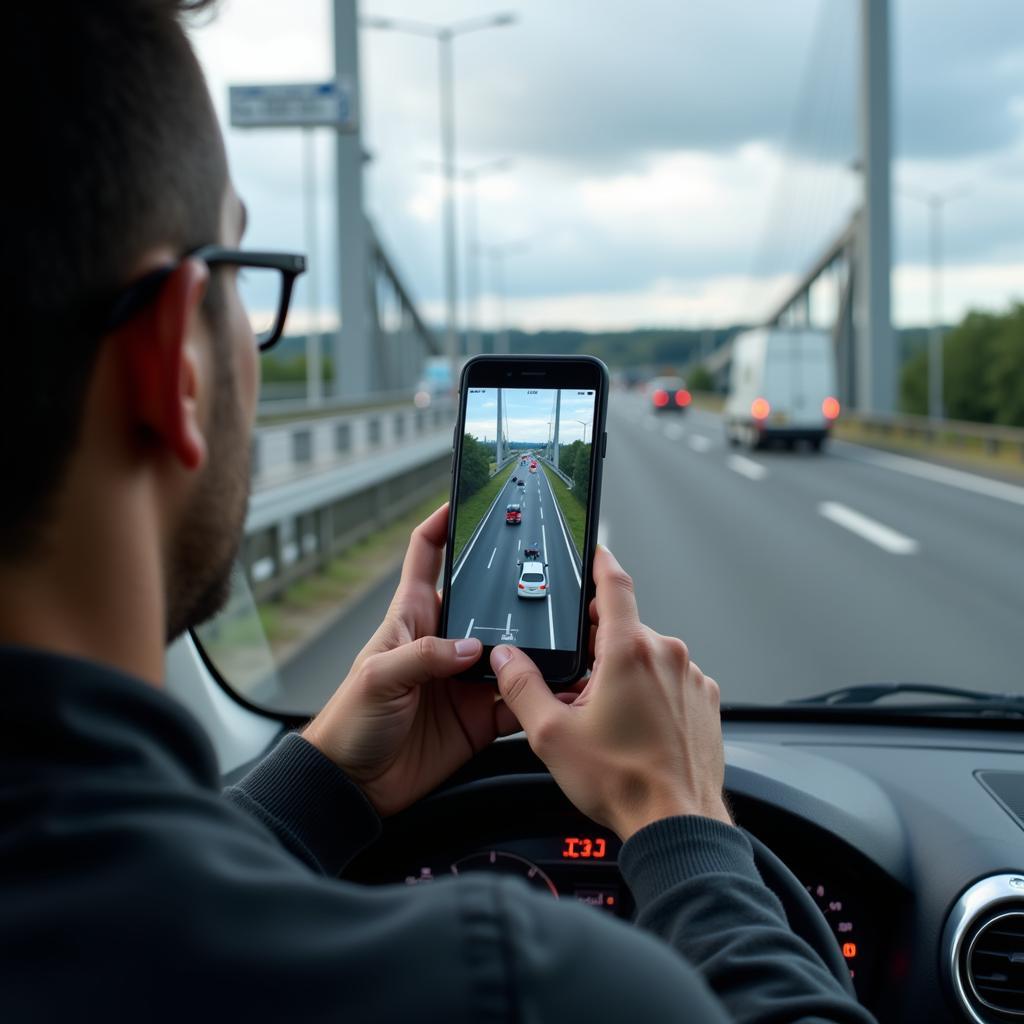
518;582;525;589
653;390;669;407
675;389;692;407
539;584;546;590
751;397;771;420
822;396;840;420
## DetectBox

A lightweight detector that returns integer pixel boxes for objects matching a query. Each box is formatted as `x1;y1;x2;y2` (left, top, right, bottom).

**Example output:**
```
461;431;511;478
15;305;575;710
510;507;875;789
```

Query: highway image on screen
447;387;596;651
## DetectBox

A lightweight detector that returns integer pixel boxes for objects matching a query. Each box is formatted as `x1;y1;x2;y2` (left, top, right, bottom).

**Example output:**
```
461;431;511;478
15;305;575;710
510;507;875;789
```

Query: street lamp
481;239;530;354
575;419;591;443
421;157;515;357
361;12;517;387
899;183;970;421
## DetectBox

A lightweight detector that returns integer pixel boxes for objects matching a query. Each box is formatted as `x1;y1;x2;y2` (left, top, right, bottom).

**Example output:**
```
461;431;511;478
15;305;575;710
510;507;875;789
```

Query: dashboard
344;715;1024;1024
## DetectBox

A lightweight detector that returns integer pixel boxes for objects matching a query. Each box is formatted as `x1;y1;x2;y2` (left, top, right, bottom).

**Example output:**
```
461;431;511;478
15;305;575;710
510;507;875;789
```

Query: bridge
194;0;1024;716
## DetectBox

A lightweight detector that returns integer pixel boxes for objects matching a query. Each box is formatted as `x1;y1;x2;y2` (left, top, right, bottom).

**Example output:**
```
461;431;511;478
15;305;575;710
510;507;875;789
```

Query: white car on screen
516;561;548;599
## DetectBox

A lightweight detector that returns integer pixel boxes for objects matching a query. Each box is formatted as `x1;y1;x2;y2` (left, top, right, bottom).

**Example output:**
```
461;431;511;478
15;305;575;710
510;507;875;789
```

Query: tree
987;304;1024;427
688;365;715;393
571;443;592;505
458;434;491;501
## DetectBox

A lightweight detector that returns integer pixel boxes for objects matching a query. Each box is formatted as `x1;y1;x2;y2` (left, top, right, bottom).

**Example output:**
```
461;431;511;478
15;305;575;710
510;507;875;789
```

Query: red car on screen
505;504;522;525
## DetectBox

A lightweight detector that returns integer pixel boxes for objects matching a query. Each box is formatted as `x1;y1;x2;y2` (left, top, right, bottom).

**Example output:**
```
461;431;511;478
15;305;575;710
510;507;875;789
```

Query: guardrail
244;399;455;602
537;454;573;487
842;412;1024;461
252;399;454;490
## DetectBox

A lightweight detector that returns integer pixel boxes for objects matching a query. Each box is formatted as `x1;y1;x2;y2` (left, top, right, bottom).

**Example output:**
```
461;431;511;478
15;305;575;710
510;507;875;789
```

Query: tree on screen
459;434;491;500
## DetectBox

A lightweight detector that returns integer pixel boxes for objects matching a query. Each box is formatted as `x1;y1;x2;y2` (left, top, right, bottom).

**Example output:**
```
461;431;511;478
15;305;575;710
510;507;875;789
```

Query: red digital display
562;836;607;860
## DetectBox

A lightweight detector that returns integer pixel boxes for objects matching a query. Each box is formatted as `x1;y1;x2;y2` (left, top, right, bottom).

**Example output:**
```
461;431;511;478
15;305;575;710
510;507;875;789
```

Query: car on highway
647;375;692;412
504;504;522;525
724;328;839;451
523;543;542;560
517;479;526;489
516;560;549;598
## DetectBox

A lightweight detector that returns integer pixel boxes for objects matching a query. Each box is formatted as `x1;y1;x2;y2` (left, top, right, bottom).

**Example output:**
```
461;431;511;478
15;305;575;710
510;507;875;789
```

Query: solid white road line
518;538;521;551
547;583;556;649
542;468;582;587
688;434;712;453
505;612;512;635
542;523;547;559
839;446;1024;508
464;618;475;639
727;454;767;481
664;422;685;440
486;547;497;569
818;501;919;555
452;471;514;582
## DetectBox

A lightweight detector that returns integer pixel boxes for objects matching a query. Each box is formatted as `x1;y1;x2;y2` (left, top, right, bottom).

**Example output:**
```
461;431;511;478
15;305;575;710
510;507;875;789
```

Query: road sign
229;80;356;131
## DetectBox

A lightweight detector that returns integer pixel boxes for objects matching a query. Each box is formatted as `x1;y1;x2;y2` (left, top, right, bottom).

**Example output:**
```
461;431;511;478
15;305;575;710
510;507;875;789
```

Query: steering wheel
743;829;856;997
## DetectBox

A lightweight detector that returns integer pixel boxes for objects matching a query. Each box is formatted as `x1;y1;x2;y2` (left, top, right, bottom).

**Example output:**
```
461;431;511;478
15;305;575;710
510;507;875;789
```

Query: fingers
400;504;449;590
359;634;481;698
490;645;566;743
591;545;641;632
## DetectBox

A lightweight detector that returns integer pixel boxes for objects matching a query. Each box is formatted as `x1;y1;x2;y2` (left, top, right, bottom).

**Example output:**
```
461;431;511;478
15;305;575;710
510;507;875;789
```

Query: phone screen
443;378;601;673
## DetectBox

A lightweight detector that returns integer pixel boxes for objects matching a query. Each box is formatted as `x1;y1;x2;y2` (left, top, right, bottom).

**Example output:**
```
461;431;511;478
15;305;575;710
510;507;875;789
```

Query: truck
724;328;840;451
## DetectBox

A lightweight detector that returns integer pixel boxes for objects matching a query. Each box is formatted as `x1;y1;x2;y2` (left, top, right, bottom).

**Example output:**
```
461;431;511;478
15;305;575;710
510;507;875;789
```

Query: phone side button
601;430;608;458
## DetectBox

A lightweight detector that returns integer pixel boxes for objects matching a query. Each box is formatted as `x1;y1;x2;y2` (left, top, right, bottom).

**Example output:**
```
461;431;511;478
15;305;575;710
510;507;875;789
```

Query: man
0;2;875;1022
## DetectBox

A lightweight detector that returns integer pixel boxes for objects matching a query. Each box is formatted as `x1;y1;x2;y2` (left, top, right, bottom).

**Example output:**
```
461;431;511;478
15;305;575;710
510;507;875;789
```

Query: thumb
361;636;482;698
491;645;565;742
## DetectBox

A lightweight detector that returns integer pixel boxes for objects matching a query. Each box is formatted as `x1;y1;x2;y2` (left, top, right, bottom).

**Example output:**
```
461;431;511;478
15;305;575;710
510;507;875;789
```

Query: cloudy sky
465;387;596;444
190;0;1024;333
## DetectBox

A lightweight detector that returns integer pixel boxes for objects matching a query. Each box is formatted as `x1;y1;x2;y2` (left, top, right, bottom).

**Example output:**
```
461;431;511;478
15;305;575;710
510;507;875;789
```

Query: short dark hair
0;1;226;559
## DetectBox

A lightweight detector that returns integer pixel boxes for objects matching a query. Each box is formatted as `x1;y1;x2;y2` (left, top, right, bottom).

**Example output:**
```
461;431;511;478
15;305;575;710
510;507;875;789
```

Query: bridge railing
244;398;455;602
842;411;1024;461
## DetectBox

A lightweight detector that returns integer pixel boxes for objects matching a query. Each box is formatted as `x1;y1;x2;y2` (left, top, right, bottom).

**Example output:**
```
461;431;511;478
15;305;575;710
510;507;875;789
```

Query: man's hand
489;546;732;841
302;505;517;817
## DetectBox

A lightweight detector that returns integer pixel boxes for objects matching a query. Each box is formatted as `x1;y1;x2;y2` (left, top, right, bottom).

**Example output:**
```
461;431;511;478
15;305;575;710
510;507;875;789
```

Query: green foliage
899;305;1024;426
571;443;592;505
558;439;586;482
261;354;335;383
688;364;716;393
458;434;491;501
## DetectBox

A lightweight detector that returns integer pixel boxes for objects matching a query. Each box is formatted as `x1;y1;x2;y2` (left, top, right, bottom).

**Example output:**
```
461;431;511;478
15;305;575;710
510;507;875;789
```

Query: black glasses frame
102;244;307;351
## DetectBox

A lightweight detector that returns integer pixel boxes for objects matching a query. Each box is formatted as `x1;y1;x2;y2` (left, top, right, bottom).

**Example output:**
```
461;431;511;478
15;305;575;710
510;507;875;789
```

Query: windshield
191;1;1024;717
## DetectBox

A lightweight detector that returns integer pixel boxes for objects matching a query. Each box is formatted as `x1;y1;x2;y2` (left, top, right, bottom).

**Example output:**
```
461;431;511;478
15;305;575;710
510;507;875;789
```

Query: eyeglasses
103;244;307;351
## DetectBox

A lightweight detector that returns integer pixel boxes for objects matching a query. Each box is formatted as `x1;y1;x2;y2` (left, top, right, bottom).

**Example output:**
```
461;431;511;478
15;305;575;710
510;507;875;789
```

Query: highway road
446;461;583;651
272;391;1023;712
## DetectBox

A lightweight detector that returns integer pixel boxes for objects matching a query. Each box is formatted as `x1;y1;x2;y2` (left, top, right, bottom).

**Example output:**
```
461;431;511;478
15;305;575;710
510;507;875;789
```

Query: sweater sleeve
223;732;381;876
620;815;878;1024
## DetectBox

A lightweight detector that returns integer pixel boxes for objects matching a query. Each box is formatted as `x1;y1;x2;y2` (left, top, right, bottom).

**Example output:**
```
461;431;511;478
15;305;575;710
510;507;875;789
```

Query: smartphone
439;355;609;687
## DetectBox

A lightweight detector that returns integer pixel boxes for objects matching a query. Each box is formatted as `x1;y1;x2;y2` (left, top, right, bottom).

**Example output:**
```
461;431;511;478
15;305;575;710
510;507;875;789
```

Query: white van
724;328;840;451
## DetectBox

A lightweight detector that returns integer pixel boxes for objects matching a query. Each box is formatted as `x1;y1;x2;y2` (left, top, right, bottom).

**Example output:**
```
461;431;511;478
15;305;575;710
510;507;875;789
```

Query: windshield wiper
789;682;1024;717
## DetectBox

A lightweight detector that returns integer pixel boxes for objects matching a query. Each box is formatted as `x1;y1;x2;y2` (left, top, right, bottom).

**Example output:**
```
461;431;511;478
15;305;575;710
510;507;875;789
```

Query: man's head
2;0;258;644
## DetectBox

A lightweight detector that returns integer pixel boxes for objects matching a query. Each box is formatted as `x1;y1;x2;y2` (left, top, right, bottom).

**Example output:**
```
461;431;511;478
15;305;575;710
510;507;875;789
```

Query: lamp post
481;239;530;354
422;157;515;357
361;12;517;387
576;419;591;444
899;184;970;421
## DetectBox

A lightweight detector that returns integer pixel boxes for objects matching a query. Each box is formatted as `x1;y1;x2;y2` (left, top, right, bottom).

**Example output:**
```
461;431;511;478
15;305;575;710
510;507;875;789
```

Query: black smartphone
439;355;609;687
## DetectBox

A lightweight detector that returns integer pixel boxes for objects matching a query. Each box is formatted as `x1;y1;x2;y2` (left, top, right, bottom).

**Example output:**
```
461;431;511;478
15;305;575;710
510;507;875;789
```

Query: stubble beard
165;359;251;644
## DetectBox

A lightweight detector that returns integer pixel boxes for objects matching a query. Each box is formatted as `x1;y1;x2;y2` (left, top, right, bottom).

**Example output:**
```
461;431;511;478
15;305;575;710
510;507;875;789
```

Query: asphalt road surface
446;462;583;651
268;392;1023;712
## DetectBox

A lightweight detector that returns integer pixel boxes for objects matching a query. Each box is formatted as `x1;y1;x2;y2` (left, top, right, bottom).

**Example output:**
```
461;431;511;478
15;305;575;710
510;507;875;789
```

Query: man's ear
120;258;211;472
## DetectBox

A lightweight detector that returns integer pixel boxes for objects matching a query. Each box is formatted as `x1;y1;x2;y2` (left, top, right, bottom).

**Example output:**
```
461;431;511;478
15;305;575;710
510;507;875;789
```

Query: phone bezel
439;354;608;688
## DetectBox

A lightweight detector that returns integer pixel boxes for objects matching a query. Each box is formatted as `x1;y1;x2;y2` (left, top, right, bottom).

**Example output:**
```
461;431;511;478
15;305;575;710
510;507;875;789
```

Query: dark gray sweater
0;647;875;1023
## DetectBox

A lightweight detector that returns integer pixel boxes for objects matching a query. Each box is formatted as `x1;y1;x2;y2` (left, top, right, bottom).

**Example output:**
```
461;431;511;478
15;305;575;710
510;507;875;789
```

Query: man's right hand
490;546;732;842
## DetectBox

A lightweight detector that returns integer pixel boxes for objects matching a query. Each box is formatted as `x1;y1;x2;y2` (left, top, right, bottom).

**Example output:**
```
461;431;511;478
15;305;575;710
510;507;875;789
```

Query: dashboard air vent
968;912;1024;1018
945;876;1024;1024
